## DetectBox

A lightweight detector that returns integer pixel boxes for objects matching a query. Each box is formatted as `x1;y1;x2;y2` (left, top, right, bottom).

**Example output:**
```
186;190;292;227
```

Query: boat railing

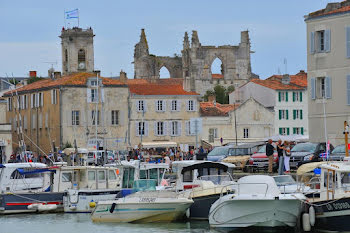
220;182;269;197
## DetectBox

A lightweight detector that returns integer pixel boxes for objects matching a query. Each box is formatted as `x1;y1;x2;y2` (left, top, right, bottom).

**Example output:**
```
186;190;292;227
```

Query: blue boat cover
0;164;5;168
16;168;56;175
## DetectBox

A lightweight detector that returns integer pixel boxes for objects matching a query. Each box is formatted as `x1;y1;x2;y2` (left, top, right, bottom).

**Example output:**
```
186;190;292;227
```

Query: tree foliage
27;76;44;84
203;85;235;104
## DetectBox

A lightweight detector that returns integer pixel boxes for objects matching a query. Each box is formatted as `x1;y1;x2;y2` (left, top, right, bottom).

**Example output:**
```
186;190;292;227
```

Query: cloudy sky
0;0;335;79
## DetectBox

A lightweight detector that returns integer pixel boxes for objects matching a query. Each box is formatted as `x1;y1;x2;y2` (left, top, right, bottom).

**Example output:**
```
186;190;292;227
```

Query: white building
230;71;308;136
306;1;350;145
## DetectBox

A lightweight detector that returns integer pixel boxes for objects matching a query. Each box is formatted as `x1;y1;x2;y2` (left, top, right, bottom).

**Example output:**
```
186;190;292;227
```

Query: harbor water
0;213;298;233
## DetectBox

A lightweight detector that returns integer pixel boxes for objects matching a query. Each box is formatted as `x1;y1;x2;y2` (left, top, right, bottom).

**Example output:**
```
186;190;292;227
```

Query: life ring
302;213;311;232
309;206;316;227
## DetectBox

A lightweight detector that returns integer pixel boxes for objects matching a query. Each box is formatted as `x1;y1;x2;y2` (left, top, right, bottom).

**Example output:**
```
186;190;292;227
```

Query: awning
141;142;177;149
296;162;328;175
181;162;231;174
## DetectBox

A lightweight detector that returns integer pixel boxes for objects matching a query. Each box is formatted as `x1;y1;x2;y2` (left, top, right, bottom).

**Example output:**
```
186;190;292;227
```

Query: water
0;214;297;233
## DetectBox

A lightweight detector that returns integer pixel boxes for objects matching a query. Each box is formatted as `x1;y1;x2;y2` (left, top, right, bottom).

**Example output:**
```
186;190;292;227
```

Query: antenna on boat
344;121;349;157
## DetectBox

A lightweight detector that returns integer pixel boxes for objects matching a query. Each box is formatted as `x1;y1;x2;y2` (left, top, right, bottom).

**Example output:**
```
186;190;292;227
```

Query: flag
65;9;79;19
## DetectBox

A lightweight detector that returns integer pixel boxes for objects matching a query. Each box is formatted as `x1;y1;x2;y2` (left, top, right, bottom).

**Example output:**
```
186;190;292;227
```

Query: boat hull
311;197;350;232
209;198;302;229
63;190;120;213
190;193;220;220
0;192;64;214
91;199;193;223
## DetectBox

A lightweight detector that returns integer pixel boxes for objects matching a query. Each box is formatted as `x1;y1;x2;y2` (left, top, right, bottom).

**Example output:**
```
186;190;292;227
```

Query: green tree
203;85;235;104
203;90;215;102
61;141;73;150
27;76;44;84
9;79;19;85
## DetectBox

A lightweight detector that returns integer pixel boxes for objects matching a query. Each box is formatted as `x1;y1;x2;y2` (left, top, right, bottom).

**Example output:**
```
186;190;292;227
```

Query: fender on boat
302;213;311;232
309;206;315;227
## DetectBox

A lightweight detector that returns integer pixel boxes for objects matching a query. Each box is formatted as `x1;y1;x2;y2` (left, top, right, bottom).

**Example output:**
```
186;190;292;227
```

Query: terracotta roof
250;79;304;90
200;102;239;117
266;71;307;88
3;72;125;96
308;1;350;19
212;74;224;79
129;83;198;96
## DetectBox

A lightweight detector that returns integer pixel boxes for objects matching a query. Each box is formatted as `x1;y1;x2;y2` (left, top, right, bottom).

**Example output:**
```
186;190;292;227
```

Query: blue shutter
347;75;350;105
347;27;350;58
325;77;332;99
310;31;315;54
324;29;331;52
311;78;316;100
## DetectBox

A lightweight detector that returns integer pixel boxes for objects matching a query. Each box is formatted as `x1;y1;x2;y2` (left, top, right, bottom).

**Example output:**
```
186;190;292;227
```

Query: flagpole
78;9;79;27
64;9;66;28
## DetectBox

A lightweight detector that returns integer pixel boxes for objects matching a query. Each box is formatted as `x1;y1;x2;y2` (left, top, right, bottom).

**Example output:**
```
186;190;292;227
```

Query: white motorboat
91;179;193;223
209;175;306;229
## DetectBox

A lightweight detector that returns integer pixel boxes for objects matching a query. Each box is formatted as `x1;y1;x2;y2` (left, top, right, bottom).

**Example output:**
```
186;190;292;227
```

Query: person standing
283;141;291;173
276;140;285;175
266;139;275;174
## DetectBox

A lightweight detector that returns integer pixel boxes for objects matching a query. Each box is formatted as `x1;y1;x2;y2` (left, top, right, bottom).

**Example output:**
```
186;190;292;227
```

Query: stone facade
60;27;95;75
134;29;253;95
0;99;12;161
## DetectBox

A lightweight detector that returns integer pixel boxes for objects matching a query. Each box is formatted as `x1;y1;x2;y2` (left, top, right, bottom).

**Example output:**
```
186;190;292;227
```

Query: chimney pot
29;71;37;78
53;71;61;79
120;70;128;83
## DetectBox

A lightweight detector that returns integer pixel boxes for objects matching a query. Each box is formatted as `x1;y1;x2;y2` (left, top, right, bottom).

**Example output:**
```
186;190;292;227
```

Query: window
7;97;12;111
72;110;80;125
171;100;178;111
243;128;249;138
32;113;36;129
186;121;195;136
78;49;86;69
318;30;325;52
98;171;106;181
88;171;96;181
91;89;98;102
108;170;117;180
62;172;72;182
170;121;181;136
111;110;119;125
293;127;304;135
137;100;145;112
156;100;165;112
137;122;145;136
39;92;43;107
24;95;28;109
187;100;195;111
293;110;303;120
311;77;331;99
278;110;289;120
311;30;330;54
51;90;57;104
278;91;288;102
156;121;165;136
209;128;218;143
293;92;302;102
279;127;290;135
319;77;325;98
91;110;100;125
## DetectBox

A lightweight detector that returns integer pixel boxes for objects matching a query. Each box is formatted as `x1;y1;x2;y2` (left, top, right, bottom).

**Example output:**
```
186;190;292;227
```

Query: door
87;170;96;189
97;170;107;189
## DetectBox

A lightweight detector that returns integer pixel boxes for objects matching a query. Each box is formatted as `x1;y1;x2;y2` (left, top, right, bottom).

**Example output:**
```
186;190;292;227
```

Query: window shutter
293;92;295;102
6;98;9;111
163;100;166;112
279;128;282;135
177;100;181;111
278;92;281;102
164;121;168;135
154;121;158;136
300;110;303;120
301;127;304;135
101;89;105;102
144;100;147;112
279;110;282;120
21;95;24;109
293;128;296;134
325;76;332;99
347;75;350;105
31;95;33;108
300;92;302;102
119;110;123;126
186;100;189;111
285;92;288;102
286;110;289;120
347;27;350;58
135;122;139;136
193;100;197;111
311;78;316;100
51;90;54;104
185;121;189;136
40;93;43;107
310;31;315;54
87;89;92;103
293;110;296;120
178;121;182;136
287;128;290;135
325;29;331;52
155;100;158;111
144;122;149;136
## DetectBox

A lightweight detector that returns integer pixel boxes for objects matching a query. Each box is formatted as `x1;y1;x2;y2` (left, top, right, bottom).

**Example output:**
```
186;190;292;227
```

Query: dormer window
90;80;97;87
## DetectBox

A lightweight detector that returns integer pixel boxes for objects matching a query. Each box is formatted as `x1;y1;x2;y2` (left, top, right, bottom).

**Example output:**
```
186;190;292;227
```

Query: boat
0;163;64;214
304;158;350;232
209;175;306;230
91;179;193;223
171;161;236;219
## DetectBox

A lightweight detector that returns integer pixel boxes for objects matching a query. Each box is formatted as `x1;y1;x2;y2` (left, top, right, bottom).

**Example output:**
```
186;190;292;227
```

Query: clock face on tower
78;62;86;70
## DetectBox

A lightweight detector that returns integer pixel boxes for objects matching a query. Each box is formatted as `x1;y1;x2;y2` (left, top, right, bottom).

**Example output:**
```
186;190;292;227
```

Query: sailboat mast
95;73;99;164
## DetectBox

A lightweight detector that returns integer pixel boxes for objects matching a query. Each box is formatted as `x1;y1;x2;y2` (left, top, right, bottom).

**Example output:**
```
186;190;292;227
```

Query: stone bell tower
60;27;95;75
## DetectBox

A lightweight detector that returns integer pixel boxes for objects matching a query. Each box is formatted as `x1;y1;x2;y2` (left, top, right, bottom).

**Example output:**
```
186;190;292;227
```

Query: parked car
290;142;334;169
206;146;233;162
248;145;279;172
221;142;265;170
87;150;114;165
329;144;345;161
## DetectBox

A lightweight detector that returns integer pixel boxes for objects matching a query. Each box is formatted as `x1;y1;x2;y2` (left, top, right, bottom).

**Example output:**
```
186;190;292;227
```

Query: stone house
0;98;12;162
306;1;350;145
128;81;200;150
200;97;274;146
230;71;308;136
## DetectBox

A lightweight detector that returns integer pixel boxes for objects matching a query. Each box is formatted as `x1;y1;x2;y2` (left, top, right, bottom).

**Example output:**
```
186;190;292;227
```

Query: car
289;142;334;169
248;145;279;172
329;144;345;161
206;146;233;162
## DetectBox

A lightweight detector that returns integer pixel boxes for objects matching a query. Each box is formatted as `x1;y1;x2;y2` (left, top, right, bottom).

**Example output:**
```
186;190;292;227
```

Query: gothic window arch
159;66;171;79
78;49;86;70
210;57;224;79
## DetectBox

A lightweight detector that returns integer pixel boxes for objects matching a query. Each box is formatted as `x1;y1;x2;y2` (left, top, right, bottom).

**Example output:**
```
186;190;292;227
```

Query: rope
6;192;48;204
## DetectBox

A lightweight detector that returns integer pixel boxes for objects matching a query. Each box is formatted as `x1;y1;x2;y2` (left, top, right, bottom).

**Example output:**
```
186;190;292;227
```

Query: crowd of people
266;139;291;174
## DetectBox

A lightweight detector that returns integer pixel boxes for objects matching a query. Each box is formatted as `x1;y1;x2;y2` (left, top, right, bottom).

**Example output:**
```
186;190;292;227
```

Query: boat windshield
133;179;157;192
332;145;345;154
208;147;230;157
291;143;317;153
199;175;233;185
341;172;350;189
273;176;296;186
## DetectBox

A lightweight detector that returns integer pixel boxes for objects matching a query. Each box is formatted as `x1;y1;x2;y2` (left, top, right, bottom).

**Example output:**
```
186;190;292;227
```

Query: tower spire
191;30;200;48
140;28;148;50
183;32;190;49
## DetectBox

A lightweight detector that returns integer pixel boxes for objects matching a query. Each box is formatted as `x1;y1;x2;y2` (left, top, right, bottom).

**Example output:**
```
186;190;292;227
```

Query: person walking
266;139;275;174
283;141;291;174
276;140;285;175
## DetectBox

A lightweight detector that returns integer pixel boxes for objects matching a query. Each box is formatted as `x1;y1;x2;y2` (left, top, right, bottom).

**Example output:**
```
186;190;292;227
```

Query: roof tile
200;102;239;116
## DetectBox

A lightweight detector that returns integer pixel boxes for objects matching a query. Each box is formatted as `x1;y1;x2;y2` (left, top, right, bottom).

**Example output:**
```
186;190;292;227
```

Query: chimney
94;70;101;78
281;74;290;85
29;71;37;78
208;94;216;103
120;70;128;83
23;79;28;86
54;71;61;79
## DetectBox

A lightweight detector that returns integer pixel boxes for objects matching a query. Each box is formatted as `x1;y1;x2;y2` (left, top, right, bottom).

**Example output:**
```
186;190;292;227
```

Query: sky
0;0;337;79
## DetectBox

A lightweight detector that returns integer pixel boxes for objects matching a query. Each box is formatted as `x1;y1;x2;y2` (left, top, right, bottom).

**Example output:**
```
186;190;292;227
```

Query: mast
95;73;99;165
